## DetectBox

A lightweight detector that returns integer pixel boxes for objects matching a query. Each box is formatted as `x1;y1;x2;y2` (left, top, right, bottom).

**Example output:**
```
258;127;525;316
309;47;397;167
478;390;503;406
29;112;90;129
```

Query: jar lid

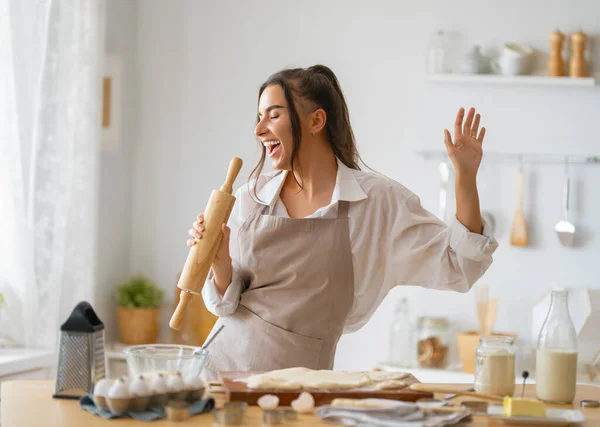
480;336;515;345
418;317;448;328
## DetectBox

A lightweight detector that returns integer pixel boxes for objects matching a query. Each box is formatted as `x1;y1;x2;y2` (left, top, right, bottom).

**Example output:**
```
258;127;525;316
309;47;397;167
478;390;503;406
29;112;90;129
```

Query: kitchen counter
2;380;600;426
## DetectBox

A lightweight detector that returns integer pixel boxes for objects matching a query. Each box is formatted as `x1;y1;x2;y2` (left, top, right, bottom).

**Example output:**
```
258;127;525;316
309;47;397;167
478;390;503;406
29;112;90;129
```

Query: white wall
96;0;137;344
106;0;600;369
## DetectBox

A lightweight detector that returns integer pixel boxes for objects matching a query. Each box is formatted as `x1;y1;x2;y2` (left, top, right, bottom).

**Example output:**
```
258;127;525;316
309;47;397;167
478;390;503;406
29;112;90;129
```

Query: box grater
53;301;106;399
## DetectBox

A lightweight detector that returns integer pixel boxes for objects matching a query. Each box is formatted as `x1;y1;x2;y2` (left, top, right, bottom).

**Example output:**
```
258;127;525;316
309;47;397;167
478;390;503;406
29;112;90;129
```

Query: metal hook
518;154;524;172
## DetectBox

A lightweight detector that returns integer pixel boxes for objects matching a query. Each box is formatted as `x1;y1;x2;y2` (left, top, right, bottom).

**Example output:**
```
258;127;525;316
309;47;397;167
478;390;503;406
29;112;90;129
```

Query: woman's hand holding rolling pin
187;213;232;295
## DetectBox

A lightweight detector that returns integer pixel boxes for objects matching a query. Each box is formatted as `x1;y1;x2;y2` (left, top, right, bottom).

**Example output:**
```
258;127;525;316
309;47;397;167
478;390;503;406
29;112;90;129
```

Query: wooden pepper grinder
569;30;588;77
548;29;566;77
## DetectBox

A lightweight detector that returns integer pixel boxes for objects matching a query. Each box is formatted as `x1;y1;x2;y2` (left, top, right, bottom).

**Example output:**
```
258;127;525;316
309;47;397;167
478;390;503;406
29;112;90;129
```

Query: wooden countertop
1;380;600;426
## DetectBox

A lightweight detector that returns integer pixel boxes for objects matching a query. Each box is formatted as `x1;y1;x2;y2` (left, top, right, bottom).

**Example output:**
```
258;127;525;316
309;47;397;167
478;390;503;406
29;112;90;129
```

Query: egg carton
93;375;205;415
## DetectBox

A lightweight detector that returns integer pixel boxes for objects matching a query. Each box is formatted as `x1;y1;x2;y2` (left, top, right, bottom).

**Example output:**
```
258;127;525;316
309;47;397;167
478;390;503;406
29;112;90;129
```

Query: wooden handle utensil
169;157;243;330
409;383;504;402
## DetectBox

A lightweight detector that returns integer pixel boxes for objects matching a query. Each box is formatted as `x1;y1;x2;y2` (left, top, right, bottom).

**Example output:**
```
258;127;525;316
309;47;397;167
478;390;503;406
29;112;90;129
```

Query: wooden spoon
509;167;528;247
409;383;504;402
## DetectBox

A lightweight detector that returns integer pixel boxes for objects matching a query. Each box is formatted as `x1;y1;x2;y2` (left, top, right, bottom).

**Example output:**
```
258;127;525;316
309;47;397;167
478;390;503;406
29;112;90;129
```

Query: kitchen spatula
510;167;528;247
555;168;575;247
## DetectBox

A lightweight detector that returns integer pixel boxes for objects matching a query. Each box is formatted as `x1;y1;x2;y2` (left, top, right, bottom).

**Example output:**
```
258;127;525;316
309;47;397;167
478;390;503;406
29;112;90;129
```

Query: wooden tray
218;371;434;406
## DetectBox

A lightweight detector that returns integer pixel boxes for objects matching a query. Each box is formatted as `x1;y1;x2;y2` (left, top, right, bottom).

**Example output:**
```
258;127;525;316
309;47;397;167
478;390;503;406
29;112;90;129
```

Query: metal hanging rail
416;150;600;165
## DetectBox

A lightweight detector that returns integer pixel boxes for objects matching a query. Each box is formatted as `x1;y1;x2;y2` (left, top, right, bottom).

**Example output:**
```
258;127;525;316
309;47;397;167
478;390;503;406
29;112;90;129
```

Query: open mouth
264;140;281;157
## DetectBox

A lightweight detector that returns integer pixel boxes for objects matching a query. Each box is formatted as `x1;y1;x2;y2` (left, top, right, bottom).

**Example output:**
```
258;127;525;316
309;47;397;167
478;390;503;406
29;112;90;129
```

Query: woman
187;65;498;379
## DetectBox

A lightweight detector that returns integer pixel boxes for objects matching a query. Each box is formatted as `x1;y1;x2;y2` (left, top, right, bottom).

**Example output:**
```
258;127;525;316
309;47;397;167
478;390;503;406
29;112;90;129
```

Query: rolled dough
243;368;409;391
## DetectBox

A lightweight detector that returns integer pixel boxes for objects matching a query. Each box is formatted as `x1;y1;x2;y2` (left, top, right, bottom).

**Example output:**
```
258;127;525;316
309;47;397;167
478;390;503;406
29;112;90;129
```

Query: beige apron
202;199;354;380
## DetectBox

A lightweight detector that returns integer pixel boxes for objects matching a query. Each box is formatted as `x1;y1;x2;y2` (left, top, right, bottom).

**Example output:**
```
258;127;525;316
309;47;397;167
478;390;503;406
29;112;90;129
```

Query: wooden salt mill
569;30;588;77
548;29;566;77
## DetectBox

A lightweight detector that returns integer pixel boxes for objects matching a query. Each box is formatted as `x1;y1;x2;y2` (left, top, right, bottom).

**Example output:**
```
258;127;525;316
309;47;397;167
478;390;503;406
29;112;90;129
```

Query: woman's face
255;84;307;171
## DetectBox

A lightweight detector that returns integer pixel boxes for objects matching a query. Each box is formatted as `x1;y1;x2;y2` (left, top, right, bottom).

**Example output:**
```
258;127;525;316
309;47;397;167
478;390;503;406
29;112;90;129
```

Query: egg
129;375;150;397
291;392;315;413
94;378;112;397
167;372;184;392
108;377;130;399
150;373;167;394
184;373;203;390
257;394;279;410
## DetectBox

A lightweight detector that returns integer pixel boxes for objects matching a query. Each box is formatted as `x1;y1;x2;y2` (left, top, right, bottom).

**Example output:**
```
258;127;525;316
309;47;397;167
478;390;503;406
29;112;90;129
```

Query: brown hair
250;64;366;200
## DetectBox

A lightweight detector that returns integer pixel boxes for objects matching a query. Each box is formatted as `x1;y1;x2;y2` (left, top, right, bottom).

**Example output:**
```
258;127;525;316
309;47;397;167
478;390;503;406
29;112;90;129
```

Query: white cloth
202;158;498;333
316;399;471;427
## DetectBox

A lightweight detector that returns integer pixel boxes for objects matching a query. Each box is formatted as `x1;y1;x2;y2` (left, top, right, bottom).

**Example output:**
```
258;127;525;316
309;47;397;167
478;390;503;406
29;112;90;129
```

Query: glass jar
426;30;449;74
389;298;413;368
535;290;578;404
416;317;450;369
474;337;516;397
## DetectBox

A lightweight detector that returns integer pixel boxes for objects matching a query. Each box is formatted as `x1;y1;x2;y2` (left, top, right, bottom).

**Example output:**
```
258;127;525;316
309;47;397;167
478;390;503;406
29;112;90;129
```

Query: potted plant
116;275;164;345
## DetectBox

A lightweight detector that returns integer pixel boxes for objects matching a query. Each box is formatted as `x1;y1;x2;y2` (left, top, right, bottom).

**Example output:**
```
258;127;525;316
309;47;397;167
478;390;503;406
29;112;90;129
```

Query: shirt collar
255;158;368;206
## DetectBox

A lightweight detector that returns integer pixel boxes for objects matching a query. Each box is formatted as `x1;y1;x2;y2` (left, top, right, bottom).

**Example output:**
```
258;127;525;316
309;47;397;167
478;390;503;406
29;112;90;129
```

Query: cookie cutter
165;400;190;422
281;409;298;420
223;401;248;414
211;407;244;426
581;400;600;408
262;409;284;425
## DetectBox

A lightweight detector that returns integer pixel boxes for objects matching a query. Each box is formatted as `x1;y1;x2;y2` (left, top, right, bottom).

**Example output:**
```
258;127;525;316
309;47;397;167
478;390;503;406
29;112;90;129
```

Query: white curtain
0;0;105;349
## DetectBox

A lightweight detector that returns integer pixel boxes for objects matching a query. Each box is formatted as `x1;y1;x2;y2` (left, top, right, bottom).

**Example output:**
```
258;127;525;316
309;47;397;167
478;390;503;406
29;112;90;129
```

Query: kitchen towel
79;395;215;421
316;399;471;427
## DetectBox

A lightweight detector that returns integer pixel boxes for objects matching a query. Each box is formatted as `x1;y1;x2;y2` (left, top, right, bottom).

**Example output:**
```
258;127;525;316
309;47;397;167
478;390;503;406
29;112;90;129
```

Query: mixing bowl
123;344;209;379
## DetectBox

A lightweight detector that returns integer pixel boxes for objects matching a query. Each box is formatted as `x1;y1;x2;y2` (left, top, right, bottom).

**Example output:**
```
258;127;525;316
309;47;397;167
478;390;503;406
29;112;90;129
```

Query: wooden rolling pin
169;157;243;330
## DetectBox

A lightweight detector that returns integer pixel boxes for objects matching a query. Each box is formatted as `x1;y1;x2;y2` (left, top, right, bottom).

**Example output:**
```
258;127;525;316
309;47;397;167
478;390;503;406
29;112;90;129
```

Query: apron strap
337;200;350;218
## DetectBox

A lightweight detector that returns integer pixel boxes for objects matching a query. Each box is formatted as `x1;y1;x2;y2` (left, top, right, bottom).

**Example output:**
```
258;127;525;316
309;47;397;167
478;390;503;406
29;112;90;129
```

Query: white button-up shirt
202;158;498;333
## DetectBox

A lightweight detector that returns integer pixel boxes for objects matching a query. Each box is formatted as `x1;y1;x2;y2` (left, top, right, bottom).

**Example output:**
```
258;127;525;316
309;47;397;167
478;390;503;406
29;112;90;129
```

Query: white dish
488;405;585;426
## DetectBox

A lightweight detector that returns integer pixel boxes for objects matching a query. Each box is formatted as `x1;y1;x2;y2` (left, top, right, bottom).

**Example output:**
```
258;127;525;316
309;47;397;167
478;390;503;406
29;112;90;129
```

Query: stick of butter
503;396;546;417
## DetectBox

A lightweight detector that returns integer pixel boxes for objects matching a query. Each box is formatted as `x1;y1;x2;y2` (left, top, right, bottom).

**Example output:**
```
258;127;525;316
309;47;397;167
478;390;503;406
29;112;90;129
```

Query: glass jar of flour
475;336;516;396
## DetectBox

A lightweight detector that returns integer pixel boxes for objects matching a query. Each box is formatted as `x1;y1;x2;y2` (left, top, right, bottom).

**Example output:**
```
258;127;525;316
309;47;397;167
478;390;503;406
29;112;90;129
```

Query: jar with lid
474;336;516;397
416;317;450;369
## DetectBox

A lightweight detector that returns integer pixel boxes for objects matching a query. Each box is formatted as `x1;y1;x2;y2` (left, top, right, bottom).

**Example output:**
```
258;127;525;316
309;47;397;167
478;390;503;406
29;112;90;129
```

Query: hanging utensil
509;159;528;247
474;285;489;336
555;159;575;246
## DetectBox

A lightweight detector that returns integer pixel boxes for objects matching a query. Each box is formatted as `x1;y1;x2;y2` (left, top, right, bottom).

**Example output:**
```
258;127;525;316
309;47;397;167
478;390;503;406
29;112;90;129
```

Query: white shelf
426;73;598;87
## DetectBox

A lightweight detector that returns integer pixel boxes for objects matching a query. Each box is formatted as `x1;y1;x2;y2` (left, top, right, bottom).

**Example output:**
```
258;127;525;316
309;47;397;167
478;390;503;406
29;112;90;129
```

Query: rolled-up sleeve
201;188;245;317
202;268;244;317
386;193;498;293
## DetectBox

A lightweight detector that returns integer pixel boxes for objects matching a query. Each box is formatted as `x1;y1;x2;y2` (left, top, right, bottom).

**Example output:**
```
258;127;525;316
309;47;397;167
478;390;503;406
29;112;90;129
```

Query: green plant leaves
116;275;164;308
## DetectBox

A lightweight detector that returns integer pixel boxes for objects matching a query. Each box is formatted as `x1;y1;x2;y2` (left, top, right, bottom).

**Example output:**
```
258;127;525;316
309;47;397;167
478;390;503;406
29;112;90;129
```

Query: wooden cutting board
218;371;434;406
